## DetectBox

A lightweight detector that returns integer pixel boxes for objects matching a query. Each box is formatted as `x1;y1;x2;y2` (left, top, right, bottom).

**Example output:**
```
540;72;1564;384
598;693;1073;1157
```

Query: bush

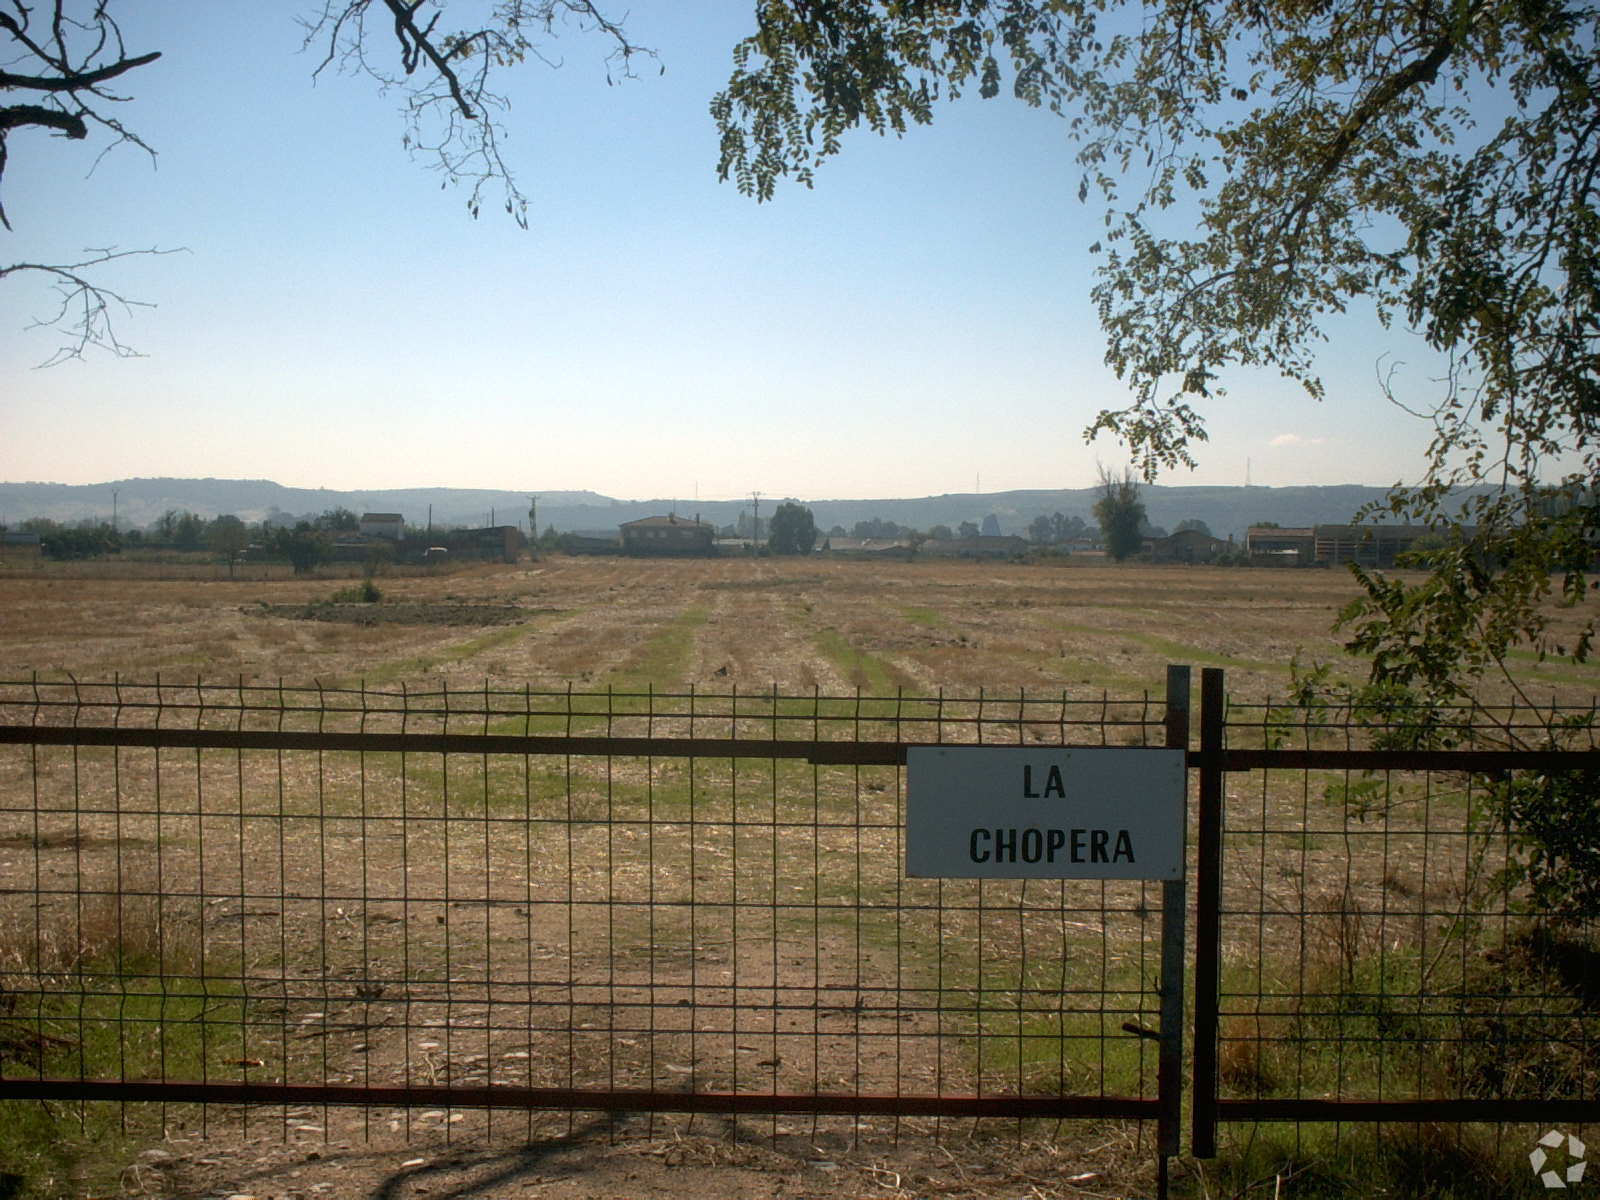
330;580;381;604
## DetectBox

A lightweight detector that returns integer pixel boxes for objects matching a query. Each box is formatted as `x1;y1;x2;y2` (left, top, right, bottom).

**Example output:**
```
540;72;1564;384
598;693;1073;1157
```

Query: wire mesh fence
5;671;1596;1166
1203;681;1600;1136
0;678;1175;1147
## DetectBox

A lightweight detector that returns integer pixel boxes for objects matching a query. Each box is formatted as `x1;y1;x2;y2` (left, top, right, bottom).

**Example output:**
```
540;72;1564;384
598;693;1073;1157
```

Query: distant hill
0;478;610;534
0;476;1412;541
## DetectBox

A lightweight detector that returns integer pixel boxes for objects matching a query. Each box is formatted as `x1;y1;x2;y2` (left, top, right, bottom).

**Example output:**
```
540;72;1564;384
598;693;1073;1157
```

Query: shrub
330;580;382;604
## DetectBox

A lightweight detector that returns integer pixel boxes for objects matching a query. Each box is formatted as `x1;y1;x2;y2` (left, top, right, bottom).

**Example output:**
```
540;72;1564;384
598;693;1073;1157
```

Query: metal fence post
1191;667;1225;1157
1157;666;1191;1173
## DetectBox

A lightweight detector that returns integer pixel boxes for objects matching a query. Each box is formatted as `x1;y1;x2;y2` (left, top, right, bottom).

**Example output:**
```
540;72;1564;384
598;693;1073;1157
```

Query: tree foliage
767;501;817;555
851;517;905;539
1028;511;1090;544
313;506;360;533
206;514;250;576
21;518;119;560
1093;466;1145;561
710;0;1600;700
151;509;206;550
274;523;332;575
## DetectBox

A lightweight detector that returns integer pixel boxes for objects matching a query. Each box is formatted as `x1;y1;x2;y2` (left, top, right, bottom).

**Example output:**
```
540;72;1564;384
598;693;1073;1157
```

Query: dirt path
125;1113;1159;1200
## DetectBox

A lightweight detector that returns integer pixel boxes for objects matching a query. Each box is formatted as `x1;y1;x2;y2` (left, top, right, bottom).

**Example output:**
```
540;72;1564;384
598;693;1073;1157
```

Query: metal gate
6;667;1596;1176
1189;667;1600;1153
0;675;1183;1154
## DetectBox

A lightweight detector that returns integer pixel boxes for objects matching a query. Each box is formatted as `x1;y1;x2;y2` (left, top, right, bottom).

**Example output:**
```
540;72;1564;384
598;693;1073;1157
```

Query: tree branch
0;103;88;138
1;247;185;366
380;0;478;118
0;48;160;93
1279;26;1462;247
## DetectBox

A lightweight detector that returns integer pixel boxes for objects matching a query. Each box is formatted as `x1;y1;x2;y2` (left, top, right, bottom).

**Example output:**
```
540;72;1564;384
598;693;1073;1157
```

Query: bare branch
1;247;186;366
300;1;656;228
0;3;160;221
380;0;478;117
0;48;160;93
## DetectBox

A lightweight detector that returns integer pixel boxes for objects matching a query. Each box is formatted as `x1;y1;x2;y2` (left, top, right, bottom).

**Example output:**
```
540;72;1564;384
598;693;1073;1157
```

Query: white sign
906;747;1185;880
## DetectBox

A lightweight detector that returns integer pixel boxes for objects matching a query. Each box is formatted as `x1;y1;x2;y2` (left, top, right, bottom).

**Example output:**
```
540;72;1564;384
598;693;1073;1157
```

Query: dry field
1;556;1595;1200
2;553;1595;704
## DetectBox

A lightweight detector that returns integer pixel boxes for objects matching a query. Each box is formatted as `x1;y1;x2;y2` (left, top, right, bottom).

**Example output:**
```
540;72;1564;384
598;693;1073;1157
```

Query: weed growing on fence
968;910;1159;1099
0;869;232;1199
1202;1121;1556;1199
1219;903;1600;1109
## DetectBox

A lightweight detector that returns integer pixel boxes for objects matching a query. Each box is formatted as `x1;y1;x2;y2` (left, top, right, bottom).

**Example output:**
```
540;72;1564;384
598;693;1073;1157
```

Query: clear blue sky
2;4;1453;501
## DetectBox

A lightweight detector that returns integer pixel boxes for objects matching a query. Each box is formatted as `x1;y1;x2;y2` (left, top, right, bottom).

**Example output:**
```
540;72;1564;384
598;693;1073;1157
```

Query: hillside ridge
0;477;1411;540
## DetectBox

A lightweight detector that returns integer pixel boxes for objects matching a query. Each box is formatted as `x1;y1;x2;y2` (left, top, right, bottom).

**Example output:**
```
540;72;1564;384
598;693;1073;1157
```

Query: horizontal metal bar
1219;1098;1600;1123
0;1078;1159;1119
7;725;1592;773
0;724;906;765
1216;748;1596;772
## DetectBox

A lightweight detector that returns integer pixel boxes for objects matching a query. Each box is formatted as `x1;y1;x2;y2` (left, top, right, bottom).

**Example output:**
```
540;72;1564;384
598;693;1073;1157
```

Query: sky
1;4;1459;502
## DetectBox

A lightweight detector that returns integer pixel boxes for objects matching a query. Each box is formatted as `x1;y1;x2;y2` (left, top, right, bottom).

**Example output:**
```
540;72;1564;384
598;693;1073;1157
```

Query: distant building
1245;526;1315;566
1150;529;1232;563
1245;524;1443;567
920;535;1029;560
1312;524;1438;567
359;512;405;540
823;537;915;559
381;524;524;564
620;514;715;556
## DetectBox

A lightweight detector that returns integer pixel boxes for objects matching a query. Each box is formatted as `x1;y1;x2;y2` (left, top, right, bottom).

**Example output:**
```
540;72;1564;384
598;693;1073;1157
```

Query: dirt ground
2;553;1593;705
124;1113;1163;1200
3;555;1593;1200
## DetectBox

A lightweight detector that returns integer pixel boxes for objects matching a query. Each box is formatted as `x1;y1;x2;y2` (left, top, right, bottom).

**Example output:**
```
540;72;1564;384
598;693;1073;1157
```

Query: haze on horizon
4;6;1459;501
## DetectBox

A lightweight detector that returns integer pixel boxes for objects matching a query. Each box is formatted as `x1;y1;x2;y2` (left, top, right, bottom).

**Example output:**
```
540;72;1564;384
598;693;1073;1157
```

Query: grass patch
811;629;910;710
900;605;944;628
970;954;1156;1098
1051;621;1288;674
604;606;710;694
1217;920;1600;1108
0;877;244;1199
1198;1122;1557;1198
359;623;533;685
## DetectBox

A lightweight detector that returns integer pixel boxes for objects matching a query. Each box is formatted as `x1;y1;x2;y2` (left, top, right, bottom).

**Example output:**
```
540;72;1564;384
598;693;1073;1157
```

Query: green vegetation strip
359;623;542;686
812;628;906;698
1051;621;1290;674
604;606;709;694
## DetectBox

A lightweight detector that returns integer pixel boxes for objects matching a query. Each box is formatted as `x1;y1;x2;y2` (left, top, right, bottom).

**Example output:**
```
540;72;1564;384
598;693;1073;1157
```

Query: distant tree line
10;505;369;575
7;493;1234;569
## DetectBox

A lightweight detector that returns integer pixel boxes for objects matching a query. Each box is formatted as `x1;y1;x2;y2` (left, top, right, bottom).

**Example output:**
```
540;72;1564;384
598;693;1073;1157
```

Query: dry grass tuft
0;859;200;979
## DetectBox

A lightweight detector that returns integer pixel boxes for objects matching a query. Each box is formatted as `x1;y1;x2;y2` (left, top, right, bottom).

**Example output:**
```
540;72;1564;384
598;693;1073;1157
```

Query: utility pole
111;489;118;532
528;496;539;560
750;490;763;553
